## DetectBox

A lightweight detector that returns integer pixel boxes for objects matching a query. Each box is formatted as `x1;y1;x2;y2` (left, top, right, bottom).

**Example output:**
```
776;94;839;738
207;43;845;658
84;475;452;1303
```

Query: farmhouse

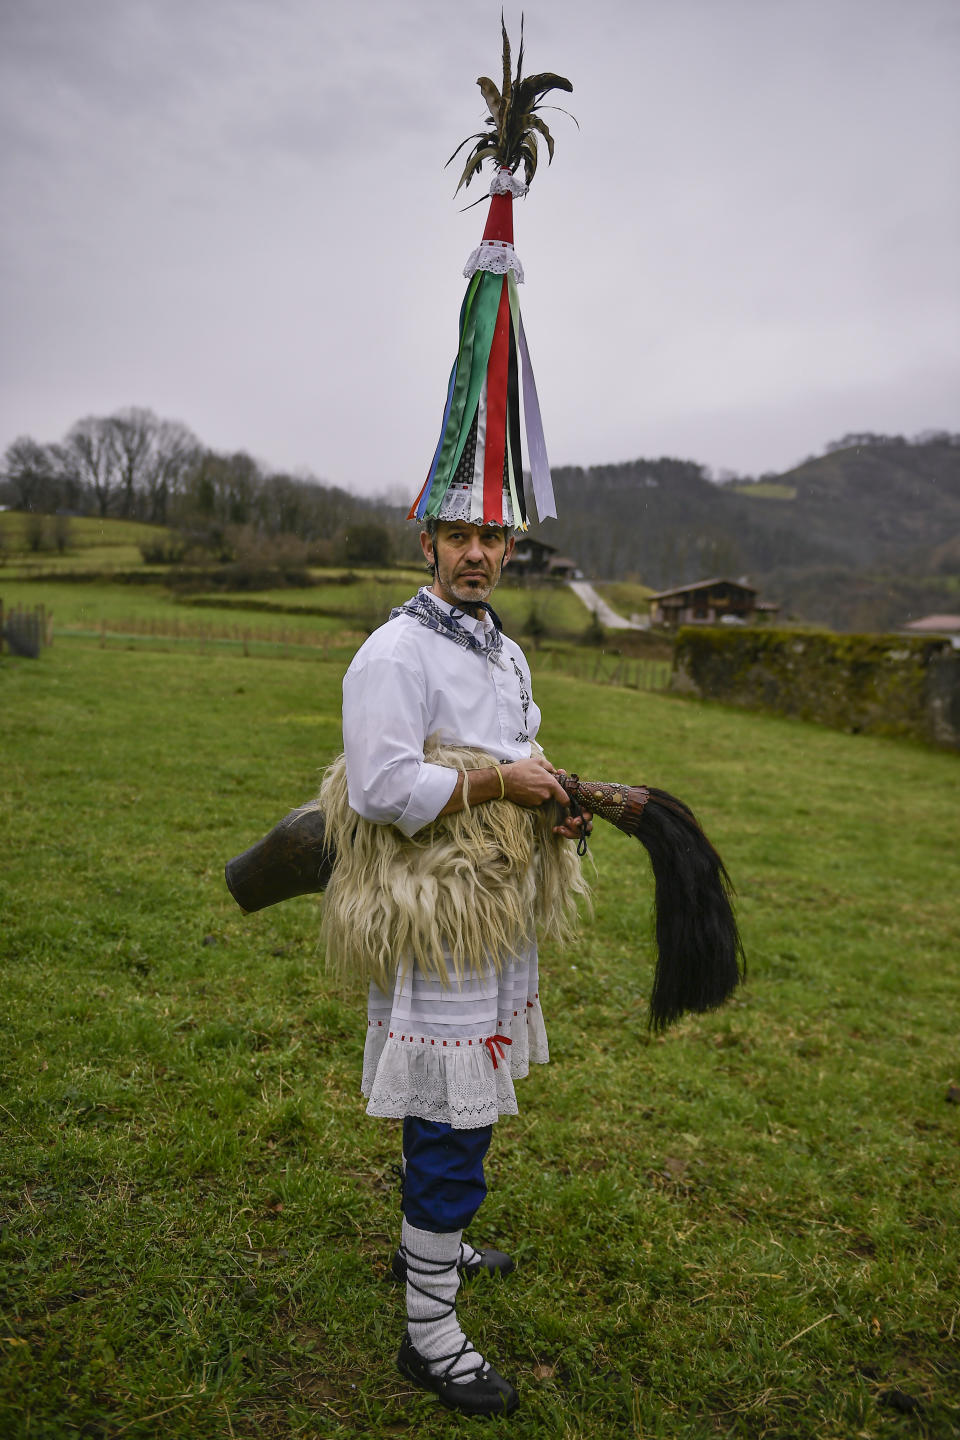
510;536;581;580
649;577;776;627
510;535;556;574
546;554;579;579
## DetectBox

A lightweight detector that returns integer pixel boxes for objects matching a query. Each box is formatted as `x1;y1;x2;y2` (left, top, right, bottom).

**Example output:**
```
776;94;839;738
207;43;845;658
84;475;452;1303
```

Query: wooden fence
534;648;672;691
0;606;672;691
77;615;363;656
0;601;53;658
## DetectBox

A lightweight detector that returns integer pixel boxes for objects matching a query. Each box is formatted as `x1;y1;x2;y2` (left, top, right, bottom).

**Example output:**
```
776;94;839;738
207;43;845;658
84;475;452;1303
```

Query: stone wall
671;628;960;749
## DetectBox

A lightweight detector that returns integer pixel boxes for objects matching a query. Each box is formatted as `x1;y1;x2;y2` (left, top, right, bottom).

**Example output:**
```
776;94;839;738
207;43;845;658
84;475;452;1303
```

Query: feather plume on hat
408;18;574;531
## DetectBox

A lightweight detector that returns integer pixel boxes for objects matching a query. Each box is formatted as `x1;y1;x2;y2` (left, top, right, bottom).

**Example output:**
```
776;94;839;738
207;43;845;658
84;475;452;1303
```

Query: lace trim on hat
490;169;528;198
435;481;516;526
463;239;525;283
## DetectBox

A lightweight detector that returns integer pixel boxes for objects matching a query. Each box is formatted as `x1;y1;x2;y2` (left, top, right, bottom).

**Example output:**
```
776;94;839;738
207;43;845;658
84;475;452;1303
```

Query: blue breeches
401;1117;493;1233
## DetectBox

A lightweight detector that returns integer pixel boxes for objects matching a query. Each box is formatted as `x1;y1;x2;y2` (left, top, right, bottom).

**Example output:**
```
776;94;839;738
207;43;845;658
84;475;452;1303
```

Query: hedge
671;627;960;748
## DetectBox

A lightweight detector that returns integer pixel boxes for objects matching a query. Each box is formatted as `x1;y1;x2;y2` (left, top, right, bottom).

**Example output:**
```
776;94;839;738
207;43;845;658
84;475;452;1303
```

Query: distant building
509;536;581;579
511;536;557;574
546;555;580;579
649;578;777;627
900;615;960;638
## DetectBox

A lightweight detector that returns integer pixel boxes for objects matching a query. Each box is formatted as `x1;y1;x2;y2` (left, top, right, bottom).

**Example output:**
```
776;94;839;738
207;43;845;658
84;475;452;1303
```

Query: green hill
5;421;958;631
532;435;960;630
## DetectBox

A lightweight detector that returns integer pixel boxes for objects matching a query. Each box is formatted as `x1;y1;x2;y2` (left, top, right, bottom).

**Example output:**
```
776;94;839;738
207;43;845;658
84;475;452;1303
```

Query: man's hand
501;757;594;843
439;756;592;841
501;755;570;808
552;809;593;842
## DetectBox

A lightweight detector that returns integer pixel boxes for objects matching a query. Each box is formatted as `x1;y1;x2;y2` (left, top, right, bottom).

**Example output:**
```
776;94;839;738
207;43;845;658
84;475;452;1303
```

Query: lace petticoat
361;949;548;1129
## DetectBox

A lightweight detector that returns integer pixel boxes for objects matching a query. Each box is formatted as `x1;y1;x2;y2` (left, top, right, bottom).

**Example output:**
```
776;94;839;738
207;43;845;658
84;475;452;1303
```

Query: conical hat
408;24;573;531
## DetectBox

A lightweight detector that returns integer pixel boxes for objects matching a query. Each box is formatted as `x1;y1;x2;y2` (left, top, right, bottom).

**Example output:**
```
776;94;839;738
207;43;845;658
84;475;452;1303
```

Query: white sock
459;1239;481;1266
401;1220;484;1383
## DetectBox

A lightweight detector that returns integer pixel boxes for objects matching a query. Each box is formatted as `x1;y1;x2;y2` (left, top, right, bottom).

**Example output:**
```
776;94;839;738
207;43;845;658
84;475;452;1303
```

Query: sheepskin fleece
318;739;589;991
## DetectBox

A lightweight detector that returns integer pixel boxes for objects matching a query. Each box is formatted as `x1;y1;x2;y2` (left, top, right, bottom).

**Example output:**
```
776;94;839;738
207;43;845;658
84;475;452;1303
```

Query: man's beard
441;564;501;608
449;575;494;603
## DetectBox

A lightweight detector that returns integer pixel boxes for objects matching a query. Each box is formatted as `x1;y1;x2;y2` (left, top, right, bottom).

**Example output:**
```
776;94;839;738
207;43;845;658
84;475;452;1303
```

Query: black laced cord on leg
399;1243;485;1381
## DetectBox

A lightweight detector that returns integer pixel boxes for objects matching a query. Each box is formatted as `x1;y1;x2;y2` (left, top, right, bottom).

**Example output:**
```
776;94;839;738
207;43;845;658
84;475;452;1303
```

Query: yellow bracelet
494;764;505;801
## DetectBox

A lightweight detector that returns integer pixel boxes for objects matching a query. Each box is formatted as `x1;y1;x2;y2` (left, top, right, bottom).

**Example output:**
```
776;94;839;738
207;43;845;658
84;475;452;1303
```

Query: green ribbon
426;271;505;517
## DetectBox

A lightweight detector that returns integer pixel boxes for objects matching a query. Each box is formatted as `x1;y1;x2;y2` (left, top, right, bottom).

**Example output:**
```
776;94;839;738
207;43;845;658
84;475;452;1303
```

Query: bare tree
147;418;200;524
109;409;156;518
63;417;118;517
180;450;263;533
107;408;200;522
256;472;308;536
1;437;63;512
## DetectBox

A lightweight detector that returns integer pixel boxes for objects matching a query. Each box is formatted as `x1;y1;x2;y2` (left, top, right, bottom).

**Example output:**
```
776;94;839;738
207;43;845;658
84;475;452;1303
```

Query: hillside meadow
1;617;958;1439
0;516;165;576
1;558;593;650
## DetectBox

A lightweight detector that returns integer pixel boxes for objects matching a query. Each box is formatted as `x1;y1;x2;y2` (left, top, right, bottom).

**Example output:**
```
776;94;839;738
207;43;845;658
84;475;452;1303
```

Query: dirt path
567;579;647;630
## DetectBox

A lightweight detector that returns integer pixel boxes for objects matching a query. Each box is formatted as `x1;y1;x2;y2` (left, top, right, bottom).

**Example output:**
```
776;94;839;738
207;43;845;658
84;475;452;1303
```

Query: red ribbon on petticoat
484;1034;512;1070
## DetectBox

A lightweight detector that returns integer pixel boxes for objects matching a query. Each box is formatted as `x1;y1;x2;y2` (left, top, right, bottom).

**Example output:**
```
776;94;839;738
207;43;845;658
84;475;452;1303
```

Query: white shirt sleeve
342;647;459;837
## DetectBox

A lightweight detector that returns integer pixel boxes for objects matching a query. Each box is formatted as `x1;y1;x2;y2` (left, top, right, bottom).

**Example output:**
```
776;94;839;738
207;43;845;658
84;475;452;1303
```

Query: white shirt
343;588;551;1128
342;589;541;837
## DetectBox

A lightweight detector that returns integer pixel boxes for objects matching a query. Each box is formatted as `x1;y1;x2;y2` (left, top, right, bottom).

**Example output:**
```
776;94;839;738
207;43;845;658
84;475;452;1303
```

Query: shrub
524;604;549;649
582;609;605;646
342;522;392;567
53;514;72;554
140;537;188;564
24;512;47;552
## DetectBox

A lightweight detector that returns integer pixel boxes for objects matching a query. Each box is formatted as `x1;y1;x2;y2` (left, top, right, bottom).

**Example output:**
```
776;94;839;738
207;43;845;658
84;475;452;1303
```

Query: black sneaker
391;1244;514;1284
396;1331;519;1417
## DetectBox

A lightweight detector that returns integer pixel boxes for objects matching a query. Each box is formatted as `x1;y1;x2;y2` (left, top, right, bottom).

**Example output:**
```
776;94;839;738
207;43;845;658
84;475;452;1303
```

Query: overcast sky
2;0;958;502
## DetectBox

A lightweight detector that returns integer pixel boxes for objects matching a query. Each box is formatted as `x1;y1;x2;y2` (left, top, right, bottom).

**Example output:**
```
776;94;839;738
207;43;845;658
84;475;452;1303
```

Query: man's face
421;521;515;609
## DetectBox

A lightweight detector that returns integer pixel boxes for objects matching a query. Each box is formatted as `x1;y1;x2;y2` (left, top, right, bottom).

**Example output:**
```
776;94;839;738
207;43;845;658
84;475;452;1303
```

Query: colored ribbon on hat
482;279;511;521
409;259;556;529
512;274;556;522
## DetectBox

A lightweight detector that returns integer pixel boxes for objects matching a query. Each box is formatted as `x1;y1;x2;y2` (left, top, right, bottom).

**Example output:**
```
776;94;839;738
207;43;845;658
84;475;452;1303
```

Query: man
339;513;590;1417
328;28;585;1414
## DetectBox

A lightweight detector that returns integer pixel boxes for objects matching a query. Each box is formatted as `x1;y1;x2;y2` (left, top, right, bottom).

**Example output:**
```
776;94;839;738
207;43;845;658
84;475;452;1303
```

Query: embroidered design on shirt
511;657;530;743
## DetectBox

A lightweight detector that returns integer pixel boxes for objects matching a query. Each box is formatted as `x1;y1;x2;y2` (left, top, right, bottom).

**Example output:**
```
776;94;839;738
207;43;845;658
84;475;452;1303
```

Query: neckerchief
391;589;505;665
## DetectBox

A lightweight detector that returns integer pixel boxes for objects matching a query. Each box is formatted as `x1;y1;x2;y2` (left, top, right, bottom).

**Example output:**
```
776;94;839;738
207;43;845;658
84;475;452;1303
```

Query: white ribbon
518;311;556;522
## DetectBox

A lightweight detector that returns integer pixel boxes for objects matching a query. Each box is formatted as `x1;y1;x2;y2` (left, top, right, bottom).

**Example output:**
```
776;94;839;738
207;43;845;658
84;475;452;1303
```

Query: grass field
0;574;666;687
1;626;958;1439
594;582;656;618
182;577;592;641
2;540;598;645
0;515;170;575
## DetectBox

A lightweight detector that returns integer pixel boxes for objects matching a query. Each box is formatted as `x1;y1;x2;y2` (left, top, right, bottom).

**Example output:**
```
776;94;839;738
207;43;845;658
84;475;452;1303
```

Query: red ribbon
482;279;511;522
484;1034;512;1070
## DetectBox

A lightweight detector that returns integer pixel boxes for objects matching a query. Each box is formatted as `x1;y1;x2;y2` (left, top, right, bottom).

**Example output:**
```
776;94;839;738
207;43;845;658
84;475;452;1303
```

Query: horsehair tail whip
557;773;745;1030
224;771;744;1031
